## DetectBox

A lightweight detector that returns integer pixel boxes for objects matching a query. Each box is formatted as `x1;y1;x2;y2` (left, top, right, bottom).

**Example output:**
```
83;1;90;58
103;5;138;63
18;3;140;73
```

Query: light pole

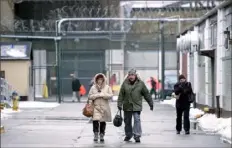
160;21;165;101
55;20;62;103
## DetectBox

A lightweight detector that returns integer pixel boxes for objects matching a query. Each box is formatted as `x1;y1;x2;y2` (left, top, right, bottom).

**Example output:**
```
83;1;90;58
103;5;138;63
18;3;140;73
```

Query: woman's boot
100;133;104;142
94;132;98;141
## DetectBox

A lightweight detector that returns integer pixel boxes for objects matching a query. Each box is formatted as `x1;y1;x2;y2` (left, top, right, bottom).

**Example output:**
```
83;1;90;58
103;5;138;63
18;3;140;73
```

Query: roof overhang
176;0;232;38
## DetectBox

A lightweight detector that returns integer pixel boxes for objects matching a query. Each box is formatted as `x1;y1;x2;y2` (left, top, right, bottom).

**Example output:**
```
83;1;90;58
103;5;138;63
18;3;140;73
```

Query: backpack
113;110;123;127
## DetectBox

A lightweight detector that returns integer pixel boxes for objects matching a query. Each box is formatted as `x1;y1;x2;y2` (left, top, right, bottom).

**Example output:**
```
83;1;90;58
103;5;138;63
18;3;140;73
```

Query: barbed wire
0;3;213;34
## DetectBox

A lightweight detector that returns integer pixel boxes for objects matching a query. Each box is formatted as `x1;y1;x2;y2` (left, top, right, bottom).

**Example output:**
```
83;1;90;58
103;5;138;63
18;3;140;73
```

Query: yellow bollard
0;126;5;134
0;103;4;110
12;96;19;111
203;107;209;112
43;82;48;98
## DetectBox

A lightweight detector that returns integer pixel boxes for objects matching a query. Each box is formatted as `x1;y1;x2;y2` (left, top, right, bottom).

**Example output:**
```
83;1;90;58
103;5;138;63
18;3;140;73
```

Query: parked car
159;75;177;99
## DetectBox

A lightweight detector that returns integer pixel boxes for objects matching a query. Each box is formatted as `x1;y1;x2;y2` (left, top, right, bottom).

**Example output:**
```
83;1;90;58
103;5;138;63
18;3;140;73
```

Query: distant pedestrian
150;77;157;100
174;74;193;135
88;77;94;93
71;74;81;102
109;73;117;87
117;68;153;143
88;73;113;142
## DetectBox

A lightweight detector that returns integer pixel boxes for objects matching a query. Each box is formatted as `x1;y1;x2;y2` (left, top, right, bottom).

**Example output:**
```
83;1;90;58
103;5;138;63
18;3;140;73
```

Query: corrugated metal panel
206;57;213;107
189;55;194;88
198;56;206;105
222;57;232;111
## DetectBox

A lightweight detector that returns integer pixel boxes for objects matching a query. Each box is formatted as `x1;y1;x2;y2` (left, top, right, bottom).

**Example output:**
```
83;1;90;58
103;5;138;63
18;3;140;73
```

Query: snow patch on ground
1;102;60;120
160;99;231;144
1;109;21;119
160;98;176;107
112;96;118;101
197;114;231;144
190;108;204;119
1;112;11;119
18;101;60;108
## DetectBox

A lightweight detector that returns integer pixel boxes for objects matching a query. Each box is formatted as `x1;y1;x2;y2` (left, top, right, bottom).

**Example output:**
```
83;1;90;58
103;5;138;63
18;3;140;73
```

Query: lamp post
160;21;165;101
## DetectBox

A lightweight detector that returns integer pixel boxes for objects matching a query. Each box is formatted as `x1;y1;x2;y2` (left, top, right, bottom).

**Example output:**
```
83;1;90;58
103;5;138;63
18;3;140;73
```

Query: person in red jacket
150;77;157;100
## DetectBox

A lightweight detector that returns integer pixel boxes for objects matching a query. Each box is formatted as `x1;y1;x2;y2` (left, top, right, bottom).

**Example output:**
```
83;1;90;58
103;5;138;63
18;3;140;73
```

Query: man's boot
134;137;140;143
124;136;131;142
100;133;104;142
93;132;98;141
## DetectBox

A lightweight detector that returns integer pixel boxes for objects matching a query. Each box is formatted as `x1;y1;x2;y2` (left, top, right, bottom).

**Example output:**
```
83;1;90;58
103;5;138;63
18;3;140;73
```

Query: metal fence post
160;21;165;101
193;93;196;108
216;95;221;118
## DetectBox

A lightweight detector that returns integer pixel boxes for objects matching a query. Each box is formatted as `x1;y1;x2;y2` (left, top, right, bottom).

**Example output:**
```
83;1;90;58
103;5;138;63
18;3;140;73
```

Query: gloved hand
150;106;153;111
118;106;122;110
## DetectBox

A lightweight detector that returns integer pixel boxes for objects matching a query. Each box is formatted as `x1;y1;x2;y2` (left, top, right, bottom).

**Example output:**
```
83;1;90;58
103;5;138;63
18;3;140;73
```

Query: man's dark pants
176;106;190;132
124;111;142;138
150;88;157;99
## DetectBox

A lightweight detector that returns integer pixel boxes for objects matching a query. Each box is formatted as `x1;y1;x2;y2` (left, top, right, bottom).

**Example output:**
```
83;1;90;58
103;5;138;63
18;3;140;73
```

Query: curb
220;136;232;144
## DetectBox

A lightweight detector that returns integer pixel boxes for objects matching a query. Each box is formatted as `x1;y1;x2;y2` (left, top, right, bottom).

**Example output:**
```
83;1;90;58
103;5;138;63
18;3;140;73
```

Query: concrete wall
220;6;232;111
33;50;47;98
0;0;14;31
0;60;31;96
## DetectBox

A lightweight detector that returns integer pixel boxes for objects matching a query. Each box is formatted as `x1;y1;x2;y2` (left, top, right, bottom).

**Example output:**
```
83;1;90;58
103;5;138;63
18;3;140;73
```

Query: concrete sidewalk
1;101;230;147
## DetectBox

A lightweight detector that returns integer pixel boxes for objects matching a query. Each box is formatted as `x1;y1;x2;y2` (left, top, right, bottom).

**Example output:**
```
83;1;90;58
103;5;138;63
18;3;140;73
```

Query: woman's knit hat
178;74;186;80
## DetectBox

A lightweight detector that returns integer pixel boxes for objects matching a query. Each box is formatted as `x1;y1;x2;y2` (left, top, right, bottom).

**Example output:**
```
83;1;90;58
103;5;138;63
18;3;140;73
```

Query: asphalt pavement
1;101;230;147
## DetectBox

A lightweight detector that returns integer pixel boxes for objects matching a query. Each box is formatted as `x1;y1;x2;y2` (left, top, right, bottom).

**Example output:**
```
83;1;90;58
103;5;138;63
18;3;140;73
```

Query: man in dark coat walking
71;74;81;102
117;68;153;143
174;74;193;135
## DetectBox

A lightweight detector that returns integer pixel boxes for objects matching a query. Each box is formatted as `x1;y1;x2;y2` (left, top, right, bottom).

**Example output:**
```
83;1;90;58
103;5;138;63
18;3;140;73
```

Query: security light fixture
6;45;26;58
13;0;23;4
95;27;101;31
224;28;231;49
74;38;80;43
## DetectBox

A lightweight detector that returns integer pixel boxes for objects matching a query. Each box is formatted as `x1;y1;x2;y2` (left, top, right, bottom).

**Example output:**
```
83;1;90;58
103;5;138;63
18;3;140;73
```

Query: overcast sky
120;1;177;8
120;1;220;8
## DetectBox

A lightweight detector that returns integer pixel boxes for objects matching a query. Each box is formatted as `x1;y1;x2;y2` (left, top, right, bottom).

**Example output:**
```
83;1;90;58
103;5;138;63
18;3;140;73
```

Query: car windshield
165;75;177;89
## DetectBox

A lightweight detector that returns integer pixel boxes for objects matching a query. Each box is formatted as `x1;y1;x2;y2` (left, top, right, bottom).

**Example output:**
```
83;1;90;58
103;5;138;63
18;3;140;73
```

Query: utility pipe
57;17;199;34
0;34;61;66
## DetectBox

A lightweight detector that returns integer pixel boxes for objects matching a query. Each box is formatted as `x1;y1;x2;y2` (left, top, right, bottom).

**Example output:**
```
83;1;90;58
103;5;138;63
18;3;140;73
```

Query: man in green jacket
117;68;153;143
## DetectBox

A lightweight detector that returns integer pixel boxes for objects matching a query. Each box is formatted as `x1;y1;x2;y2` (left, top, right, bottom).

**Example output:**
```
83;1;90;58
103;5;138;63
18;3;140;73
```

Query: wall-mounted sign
0;42;32;60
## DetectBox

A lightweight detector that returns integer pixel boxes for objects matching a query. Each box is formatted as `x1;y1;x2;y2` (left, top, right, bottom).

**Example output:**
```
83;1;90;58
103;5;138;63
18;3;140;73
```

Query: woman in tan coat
88;73;113;142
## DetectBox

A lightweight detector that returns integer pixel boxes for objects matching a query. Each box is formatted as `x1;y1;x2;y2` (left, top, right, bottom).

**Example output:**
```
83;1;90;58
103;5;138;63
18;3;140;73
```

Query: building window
210;22;217;48
199;24;205;49
0;71;5;78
